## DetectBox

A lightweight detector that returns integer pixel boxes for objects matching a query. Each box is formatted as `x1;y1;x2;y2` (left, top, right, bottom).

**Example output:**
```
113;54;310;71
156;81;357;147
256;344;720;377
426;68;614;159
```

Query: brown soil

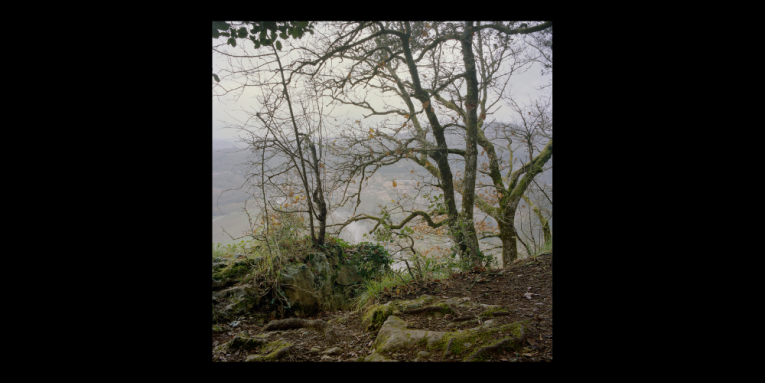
212;253;552;362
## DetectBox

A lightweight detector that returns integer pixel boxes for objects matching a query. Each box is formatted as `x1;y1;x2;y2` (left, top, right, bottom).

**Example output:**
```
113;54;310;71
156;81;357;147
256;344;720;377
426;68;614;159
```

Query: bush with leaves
346;242;393;282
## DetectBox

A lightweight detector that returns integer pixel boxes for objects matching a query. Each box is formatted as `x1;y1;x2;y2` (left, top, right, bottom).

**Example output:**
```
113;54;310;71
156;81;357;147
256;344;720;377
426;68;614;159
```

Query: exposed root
402;305;451;315
464;338;517;361
264;318;337;343
269;345;292;360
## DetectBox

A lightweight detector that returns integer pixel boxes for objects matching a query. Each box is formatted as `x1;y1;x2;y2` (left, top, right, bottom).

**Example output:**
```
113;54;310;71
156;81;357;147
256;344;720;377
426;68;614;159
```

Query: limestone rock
372;315;447;352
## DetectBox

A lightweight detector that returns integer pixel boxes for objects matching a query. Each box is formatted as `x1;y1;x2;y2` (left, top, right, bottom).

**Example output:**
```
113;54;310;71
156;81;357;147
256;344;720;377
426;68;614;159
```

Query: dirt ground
212;253;552;362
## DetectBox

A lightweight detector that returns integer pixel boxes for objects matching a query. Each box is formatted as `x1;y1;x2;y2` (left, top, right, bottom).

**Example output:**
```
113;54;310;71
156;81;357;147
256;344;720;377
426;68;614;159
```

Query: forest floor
212;253;552;362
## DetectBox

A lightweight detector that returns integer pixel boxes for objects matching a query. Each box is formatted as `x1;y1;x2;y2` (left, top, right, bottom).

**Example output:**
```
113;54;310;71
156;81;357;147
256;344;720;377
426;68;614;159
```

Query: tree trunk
400;22;467;258
273;47;316;244
498;214;518;267
305;136;327;246
458;21;481;266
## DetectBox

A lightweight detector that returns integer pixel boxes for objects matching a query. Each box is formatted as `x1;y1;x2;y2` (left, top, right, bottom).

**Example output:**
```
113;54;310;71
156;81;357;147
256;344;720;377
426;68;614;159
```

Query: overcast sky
213;22;551;142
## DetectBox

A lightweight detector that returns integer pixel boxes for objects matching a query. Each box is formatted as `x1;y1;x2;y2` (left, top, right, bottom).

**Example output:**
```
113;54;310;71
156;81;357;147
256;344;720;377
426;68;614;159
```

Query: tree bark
458;21;481;266
497;211;519;267
304;136;327;246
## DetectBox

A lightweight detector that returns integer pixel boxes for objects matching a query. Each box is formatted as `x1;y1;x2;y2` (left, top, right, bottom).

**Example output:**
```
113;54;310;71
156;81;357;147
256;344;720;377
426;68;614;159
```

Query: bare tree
218;43;357;248
284;21;552;267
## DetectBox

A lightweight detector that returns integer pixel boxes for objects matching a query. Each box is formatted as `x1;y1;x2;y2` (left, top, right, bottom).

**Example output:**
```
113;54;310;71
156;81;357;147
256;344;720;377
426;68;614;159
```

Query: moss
479;306;510;318
214;262;251;282
423;321;529;361
432;303;455;315
245;339;292;362
228;335;267;351
262;339;290;354
361;302;397;332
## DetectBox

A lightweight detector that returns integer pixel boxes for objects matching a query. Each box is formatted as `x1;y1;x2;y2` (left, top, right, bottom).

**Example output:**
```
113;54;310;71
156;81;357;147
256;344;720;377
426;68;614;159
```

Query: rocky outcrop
275;250;364;317
212;248;365;322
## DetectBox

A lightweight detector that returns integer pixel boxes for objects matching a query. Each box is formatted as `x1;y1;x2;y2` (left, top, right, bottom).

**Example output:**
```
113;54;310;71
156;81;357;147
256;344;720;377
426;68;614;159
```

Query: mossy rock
244;340;292;362
361;301;399;333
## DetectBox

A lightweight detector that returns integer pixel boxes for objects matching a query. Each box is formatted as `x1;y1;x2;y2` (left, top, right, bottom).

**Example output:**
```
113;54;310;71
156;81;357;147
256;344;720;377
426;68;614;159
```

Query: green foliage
475;249;498;269
424;193;445;213
404;251;453;282
319;236;352;258
347;242;392;282
351;271;400;312
331;237;352;249
213;239;256;260
369;208;405;244
212;21;314;50
446;248;497;271
529;239;552;257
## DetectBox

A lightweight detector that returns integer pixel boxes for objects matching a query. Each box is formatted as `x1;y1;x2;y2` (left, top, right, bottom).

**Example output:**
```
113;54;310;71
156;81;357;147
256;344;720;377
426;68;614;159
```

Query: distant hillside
212;125;551;245
213;138;248;152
